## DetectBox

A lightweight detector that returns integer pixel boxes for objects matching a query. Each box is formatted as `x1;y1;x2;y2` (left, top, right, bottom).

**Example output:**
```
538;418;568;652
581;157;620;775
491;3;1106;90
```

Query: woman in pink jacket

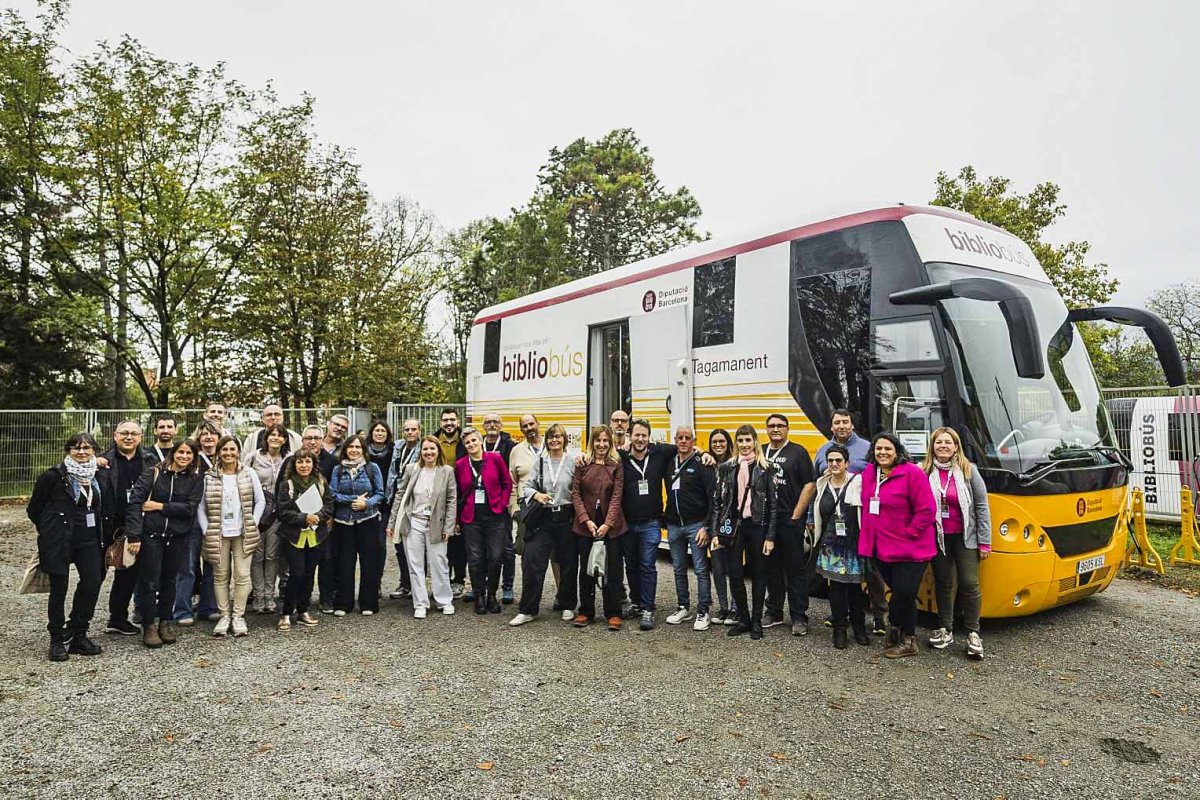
857;432;937;659
455;427;514;615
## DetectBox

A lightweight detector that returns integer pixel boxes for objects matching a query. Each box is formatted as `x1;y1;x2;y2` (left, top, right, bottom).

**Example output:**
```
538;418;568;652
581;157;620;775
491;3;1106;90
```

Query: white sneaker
213;616;231;637
414;607;427;619
966;631;983;659
561;609;575;621
693;612;711;631
232;616;248;637
441;603;455;616
333;610;346;617
666;606;694;625
389;590;404;600
929;627;953;649
509;613;535;627
361;610;374;617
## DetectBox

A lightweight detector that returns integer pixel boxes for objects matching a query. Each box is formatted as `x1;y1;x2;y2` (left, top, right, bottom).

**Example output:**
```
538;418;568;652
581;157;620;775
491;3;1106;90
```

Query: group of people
27;403;991;664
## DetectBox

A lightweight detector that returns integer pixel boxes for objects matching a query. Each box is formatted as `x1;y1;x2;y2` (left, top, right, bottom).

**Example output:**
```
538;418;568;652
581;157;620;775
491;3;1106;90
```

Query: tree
1147;281;1200;383
932;166;1117;308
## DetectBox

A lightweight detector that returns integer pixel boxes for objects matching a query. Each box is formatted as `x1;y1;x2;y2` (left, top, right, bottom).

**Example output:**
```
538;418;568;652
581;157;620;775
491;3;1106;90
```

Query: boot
486;594;502;614
749;619;764;640
727;618;751;637
885;626;901;648
67;630;103;656
474;598;487;616
832;626;848;649
142;619;163;648
851;620;871;646
158;620;178;645
885;634;919;659
48;633;69;662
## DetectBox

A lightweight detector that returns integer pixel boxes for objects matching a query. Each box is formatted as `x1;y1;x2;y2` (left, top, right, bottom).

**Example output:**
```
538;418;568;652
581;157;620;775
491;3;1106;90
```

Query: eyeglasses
70;444;94;452
116;431;140;437
766;423;787;429
303;434;322;440
826;457;845;464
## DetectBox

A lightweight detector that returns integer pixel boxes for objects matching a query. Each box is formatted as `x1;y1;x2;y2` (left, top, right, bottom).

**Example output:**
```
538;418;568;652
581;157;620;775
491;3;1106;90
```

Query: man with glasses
322;413;350;456
436;408;469;597
146;414;177;467
481;413;517;602
761;413;817;636
609;409;631;452
386;419;422;600
242;403;303;455
509;414;564;603
662;426;717;632
98;421;149;635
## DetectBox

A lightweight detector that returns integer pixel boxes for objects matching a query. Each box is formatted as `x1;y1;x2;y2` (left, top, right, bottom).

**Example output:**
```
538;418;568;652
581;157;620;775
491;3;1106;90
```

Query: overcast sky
18;0;1198;306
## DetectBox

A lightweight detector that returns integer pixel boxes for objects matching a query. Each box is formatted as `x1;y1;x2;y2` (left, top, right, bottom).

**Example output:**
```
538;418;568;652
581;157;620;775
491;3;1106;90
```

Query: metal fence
385;403;467;441
0;404;460;499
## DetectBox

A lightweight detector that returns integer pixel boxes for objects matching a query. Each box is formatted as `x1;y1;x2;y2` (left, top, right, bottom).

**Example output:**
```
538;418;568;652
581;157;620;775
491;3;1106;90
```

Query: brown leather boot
158;620;178;645
885;634;919;659
884;626;901;648
142;619;163;648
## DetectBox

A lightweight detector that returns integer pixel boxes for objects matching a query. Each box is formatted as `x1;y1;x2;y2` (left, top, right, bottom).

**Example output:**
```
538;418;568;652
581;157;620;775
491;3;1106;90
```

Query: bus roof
472;203;998;325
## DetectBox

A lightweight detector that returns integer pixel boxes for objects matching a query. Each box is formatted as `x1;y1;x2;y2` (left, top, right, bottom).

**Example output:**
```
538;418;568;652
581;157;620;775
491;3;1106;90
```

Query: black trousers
828;580;866;630
318;529;340;607
577;535;623;619
517;510;571;616
724;521;769;624
877;560;929;636
107;560;140;623
136;535;186;624
283;541;324;615
618;521;643;608
448;533;467;584
766;520;810;622
463;511;509;601
47;532;104;636
554;520;583;611
335;517;381;613
393;542;411;591
501;522;516;591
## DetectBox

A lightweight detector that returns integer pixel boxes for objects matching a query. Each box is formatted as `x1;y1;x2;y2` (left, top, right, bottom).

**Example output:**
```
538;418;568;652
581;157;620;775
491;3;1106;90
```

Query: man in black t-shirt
617;419;676;619
761;413;817;635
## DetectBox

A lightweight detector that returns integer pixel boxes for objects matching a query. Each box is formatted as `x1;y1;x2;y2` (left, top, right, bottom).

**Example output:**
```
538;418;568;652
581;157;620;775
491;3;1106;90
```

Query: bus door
870;374;947;459
588;320;631;431
628;304;693;441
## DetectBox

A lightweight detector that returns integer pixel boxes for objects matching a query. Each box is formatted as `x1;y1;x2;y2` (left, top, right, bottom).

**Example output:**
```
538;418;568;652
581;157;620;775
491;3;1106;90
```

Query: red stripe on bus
472;205;991;325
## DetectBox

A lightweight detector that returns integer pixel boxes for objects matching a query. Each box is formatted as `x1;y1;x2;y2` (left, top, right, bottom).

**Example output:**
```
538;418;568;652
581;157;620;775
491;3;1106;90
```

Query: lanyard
764;444;784;463
544;453;566;492
826;479;848;520
155;445;168;462
530;442;544;458
399;444;419;466
80;483;93;507
485;437;502;452
470;460;484;489
200;453;213;470
629;454;649;480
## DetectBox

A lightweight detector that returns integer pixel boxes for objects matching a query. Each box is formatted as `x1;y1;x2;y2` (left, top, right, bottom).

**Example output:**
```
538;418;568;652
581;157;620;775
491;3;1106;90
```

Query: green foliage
1147;281;1200;383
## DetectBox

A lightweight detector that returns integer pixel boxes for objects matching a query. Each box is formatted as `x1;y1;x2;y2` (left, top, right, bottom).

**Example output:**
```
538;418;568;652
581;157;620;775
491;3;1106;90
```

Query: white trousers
403;516;452;610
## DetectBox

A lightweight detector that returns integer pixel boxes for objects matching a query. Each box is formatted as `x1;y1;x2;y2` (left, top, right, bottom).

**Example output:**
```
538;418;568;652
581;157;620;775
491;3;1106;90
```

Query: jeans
250;521;281;609
577;534;623;619
630;520;662;612
931;535;982;632
393;542;412;592
828;580;865;630
463;511;509;601
766;520;809;622
172;528;212;621
318;528;340;607
517;509;571;616
866;569;888;619
722;520;769;624
47;530;103;636
336;517;382;613
710;543;738;616
667;521;711;615
618;525;642;609
877;560;929;636
281;541;323;616
137;535;186;624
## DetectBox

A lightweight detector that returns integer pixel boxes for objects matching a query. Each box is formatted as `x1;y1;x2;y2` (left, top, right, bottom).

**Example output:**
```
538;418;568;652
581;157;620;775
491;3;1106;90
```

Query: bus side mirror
1066;306;1187;386
889;277;1046;379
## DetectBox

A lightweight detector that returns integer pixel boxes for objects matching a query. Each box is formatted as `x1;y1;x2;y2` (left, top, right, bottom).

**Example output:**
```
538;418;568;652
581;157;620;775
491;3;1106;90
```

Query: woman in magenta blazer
456;427;514;615
857;432;937;660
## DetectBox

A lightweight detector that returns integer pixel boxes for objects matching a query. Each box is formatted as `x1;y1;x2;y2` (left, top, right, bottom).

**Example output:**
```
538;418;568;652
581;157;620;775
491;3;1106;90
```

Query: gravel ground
0;505;1197;800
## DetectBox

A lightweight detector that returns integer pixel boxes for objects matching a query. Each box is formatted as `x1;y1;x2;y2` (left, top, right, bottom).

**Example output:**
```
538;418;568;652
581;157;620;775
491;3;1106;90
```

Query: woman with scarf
705;428;738;625
199;436;266;637
126;439;204;648
569;425;626;630
366;420;394;599
388;436;458;618
275;450;334;630
813;443;869;649
246;423;289;614
923;427;991;659
27;433;108;661
708;424;778;640
330;434;386;616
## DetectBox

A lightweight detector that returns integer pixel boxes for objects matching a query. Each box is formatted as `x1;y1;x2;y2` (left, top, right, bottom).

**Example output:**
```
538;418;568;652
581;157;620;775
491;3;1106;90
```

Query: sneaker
265;601;277;614
333;610;347;617
441;603;455;616
761;612;784;629
723;614;738;626
711;609;728;625
572;614;591;628
622;603;641;621
389;587;405;600
727;620;750;637
361;610;375;617
501;589;514;605
320;603;335;615
67;633;103;656
872;617;887;636
176;616;195;627
296;612;319;626
607;616;622;631
966;631;984;659
105;619;140;636
885;635;919;659
277;615;292;631
48;637;69;662
693;613;711;632
414;607;428;619
252;601;267;615
929;628;954;650
510;613;535;626
562;609;576;621
666;606;694;625
203;612;223;622
213;616;231;637
464;588;476;603
639;610;655;631
451;582;465;599
791;619;809;637
232;616;249;637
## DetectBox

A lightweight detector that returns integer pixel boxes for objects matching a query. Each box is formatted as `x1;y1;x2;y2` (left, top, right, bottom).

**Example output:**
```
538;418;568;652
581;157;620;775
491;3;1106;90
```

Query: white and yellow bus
466;204;1184;617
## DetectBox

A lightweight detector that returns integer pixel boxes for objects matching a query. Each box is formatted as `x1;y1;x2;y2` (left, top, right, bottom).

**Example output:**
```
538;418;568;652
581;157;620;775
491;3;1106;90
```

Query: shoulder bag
716;472;754;548
104;527;137;570
518;455;547;533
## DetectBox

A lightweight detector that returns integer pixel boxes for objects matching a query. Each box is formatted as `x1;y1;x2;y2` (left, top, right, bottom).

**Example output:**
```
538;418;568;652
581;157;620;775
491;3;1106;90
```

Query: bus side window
483;319;501;374
692;257;736;348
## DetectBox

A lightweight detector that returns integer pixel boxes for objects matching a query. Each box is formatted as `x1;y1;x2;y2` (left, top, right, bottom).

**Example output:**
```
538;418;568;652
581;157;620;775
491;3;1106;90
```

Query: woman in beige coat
199;436;265;637
387;436;457;618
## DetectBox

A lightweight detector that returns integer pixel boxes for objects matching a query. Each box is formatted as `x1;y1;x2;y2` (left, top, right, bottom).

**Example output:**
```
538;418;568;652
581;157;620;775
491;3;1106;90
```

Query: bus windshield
927;262;1117;476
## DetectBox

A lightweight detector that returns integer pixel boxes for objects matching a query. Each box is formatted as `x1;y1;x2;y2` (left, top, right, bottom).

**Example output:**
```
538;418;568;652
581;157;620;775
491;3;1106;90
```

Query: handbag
19;552;52;594
104;532;137;570
716;473;755;547
518;455;548;531
586;540;607;582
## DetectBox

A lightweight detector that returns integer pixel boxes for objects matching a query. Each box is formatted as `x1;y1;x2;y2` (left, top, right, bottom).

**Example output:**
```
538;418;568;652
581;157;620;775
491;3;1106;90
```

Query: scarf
736;454;755;518
341;455;365;476
291;470;321;496
927;461;971;554
367;442;391;459
62;456;99;502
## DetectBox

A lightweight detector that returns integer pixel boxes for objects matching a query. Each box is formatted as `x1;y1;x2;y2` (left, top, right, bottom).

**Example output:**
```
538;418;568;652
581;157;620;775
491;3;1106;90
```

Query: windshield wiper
1017;445;1129;486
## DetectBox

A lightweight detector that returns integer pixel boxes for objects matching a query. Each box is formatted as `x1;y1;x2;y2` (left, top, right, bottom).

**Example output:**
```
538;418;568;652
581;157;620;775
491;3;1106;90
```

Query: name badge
670;477;681;491
85;512;97;528
475;488;487;505
868;498;880;516
638;480;650;496
834;519;847;538
940;499;950;518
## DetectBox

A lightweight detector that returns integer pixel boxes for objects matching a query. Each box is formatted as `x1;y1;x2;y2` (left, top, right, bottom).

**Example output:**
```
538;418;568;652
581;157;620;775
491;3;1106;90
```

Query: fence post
1125;488;1165;575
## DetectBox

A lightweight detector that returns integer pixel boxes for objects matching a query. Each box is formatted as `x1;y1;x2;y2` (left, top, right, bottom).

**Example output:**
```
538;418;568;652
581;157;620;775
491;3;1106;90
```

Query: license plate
1076;554;1106;574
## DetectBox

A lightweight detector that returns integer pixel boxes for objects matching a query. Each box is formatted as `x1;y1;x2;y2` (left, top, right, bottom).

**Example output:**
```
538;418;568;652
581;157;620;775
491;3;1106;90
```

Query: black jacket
125;464;203;541
708;459;779;542
275;476;335;547
482;431;515;465
99;444;150;532
664;453;716;527
26;465;110;576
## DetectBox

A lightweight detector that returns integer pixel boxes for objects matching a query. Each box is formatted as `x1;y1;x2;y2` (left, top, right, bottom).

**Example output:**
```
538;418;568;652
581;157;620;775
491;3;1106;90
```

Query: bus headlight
1038;534;1046;548
1013;593;1021;606
999;522;1009;537
1023;526;1032;541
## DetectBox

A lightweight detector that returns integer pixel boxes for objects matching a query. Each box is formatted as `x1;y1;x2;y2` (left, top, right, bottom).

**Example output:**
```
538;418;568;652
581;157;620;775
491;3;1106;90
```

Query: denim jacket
329;462;385;524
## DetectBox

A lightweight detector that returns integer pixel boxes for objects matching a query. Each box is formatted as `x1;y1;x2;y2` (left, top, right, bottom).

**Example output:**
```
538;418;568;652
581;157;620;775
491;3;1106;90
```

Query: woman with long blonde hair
921;427;991;659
